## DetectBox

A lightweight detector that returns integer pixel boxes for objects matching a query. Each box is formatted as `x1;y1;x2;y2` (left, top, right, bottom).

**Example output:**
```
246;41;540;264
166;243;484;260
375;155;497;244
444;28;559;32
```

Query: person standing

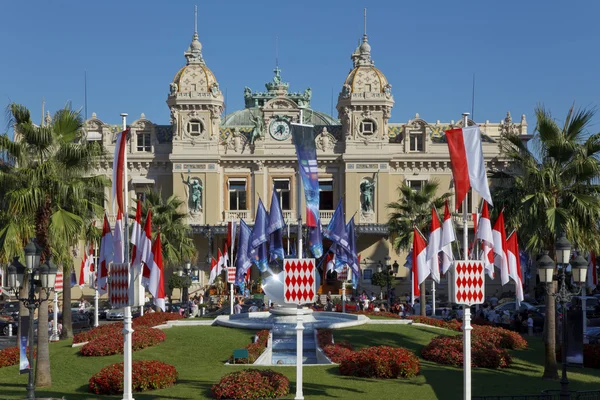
527;313;534;336
233;298;243;314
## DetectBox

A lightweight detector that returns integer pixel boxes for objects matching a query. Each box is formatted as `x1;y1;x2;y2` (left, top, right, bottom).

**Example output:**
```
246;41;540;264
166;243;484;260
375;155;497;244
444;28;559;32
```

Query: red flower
212;369;289;399
339;346;420;379
89;360;178;395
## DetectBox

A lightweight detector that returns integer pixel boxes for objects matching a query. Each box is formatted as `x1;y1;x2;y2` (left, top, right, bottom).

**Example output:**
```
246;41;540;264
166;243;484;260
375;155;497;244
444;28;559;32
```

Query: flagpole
230;218;234;316
120;113;134;400
94;240;99;328
462;112;472;400
295;138;304;400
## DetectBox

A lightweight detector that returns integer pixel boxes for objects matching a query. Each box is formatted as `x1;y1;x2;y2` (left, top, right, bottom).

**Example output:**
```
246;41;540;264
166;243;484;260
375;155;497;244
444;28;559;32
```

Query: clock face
269;119;291;141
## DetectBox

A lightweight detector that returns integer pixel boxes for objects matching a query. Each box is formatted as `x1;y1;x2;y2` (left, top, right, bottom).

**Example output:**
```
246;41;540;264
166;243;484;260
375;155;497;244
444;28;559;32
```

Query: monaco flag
441;200;456;274
111;128;130;215
492;209;510;285
113;210;124;264
588;252;598;290
413;227;428;297
426;207;442;283
216;249;225;276
506;231;524;303
130;198;142;270
477;201;495;279
148;232;165;312
136;209;153;286
208;257;218;285
445;126;493;210
98;214;114;295
78;245;90;288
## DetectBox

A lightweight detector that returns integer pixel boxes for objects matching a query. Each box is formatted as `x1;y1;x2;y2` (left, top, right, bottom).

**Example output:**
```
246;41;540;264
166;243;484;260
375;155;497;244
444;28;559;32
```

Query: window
409;131;424;152
228;179;247;210
360;120;375;135
457;190;473;214
319;179;334;210
365;84;372;92
191;84;197;92
273;179;291;210
136;132;151;152
187;120;203;136
363;269;373;281
407;180;426;192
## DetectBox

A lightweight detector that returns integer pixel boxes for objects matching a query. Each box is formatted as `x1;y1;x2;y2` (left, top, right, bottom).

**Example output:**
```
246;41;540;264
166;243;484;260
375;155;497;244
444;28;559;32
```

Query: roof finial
363;8;367;41
194;5;198;34
275;34;279;69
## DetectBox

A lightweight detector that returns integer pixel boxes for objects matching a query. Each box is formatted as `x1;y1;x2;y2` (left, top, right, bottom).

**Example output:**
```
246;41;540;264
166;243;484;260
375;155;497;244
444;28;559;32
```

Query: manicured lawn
0;324;599;399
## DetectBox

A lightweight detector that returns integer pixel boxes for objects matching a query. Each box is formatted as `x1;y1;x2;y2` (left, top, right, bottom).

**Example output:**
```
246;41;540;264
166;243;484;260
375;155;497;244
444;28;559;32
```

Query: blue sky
1;1;599;130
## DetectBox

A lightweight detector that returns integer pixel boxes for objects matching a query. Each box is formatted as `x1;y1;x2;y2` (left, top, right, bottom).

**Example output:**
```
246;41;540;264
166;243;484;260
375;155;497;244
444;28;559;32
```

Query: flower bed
227;330;269;364
406;316;462;331
133;312;183;328
421;335;512;368
557;344;600;368
89;360;177;395
0;346;36;368
316;328;355;363
472;325;528;350
339;345;420;378
211;369;289;399
73;322;122;344
80;327;166;357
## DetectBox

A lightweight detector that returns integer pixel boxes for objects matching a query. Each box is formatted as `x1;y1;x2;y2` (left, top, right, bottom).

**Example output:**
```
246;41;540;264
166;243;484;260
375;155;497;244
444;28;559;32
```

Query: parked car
0;301;20;319
494;301;537;314
89;301;111;320
585;326;600;344
106;307;141;321
568;296;600;318
0;317;18;336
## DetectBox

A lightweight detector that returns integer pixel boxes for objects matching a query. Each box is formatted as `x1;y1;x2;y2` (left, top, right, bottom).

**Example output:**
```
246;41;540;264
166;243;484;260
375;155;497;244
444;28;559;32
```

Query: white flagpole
230;218;234;316
120;113;134;400
295;128;304;400
94;240;99;327
462;112;472;400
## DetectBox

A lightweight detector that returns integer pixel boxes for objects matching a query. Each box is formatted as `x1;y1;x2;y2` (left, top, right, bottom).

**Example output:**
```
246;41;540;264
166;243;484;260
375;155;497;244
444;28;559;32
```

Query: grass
0;324;599;399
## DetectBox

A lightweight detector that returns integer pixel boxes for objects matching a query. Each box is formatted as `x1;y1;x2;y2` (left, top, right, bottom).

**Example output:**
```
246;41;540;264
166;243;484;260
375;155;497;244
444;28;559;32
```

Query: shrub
323;342;355;363
80;327;166;356
227;329;270;364
339;346;420;379
472;325;528;350
472;316;494;326
133;312;183;328
73;322;122;344
421;335;512;368
0;346;36;368
316;328;333;347
211;369;289;399
89;360;177;395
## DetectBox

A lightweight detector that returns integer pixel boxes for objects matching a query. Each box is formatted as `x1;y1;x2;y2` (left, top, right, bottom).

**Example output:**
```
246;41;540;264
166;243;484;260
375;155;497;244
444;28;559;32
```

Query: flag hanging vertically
130;198;142;270
136;209;153;286
477;201;495;279
413;228;428;297
208;257;218;285
587;252;597;290
426;207;442;284
346;217;360;288
324;199;346;245
111;128;130;215
445;125;493;209
267;187;286;261
216;249;225;276
235;220;252;287
98;213;114;295
506;231;524;303
248;199;269;272
148;232;165;312
291;123;323;258
441;200;456;274
492;209;510;285
113;210;124;264
78;245;90;288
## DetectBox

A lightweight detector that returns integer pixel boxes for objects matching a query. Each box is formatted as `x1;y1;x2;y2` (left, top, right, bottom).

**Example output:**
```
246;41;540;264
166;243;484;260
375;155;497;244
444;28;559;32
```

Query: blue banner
235;220;252;287
324;199;346;245
292;123;323;258
267;186;286;261
249;200;269;272
19;315;30;374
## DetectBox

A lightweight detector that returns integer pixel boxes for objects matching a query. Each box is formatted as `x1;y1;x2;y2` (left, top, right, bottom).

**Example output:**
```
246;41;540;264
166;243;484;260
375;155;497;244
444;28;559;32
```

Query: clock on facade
269;119;291;140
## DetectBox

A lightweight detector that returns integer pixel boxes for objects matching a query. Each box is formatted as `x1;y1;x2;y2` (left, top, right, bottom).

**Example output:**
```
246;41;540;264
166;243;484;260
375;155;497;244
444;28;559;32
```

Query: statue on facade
244;86;252;100
215;276;224;295
210;82;219;96
183;170;203;212
170;82;178;95
341;84;351;98
304;87;312;101
249;113;264;145
360;179;376;212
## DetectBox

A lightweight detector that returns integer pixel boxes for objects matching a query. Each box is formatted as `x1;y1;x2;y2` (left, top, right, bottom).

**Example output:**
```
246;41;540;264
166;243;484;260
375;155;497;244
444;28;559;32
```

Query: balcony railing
224;210;251;221
319;210;335;223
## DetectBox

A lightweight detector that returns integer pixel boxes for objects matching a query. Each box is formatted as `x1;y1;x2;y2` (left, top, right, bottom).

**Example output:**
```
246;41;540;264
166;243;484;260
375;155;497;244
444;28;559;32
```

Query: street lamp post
174;261;197;317
537;233;588;400
7;239;57;400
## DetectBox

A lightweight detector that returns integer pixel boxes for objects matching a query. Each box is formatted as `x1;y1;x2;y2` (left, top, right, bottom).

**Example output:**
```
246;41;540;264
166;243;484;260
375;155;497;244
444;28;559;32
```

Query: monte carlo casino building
83;27;529;298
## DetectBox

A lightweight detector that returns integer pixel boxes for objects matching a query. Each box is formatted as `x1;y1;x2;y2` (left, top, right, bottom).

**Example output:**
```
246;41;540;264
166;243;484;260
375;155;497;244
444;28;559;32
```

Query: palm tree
136;189;196;269
0;102;105;386
387;180;451;315
493;105;600;380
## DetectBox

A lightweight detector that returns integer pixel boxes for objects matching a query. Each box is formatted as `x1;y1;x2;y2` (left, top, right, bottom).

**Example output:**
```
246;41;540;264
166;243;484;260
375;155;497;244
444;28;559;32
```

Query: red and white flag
492;209;510;285
111;128;130;215
223;243;229;268
216;249;225;276
113;210;124;264
506;231;524;303
588;252;598;290
55;271;64;293
208;257;218;285
325;251;335;274
228;221;237;255
445;126;493;210
441;200;456;274
130;198;142;270
477;201;495;279
413;227;428;297
136;209;153;286
78;246;90;288
148;232;165;312
98;214;114;295
426;207;442;283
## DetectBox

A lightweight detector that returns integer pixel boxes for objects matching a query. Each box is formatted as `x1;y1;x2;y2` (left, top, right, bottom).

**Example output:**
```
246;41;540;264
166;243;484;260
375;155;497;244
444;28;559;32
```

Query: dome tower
336;9;394;144
167;7;223;147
